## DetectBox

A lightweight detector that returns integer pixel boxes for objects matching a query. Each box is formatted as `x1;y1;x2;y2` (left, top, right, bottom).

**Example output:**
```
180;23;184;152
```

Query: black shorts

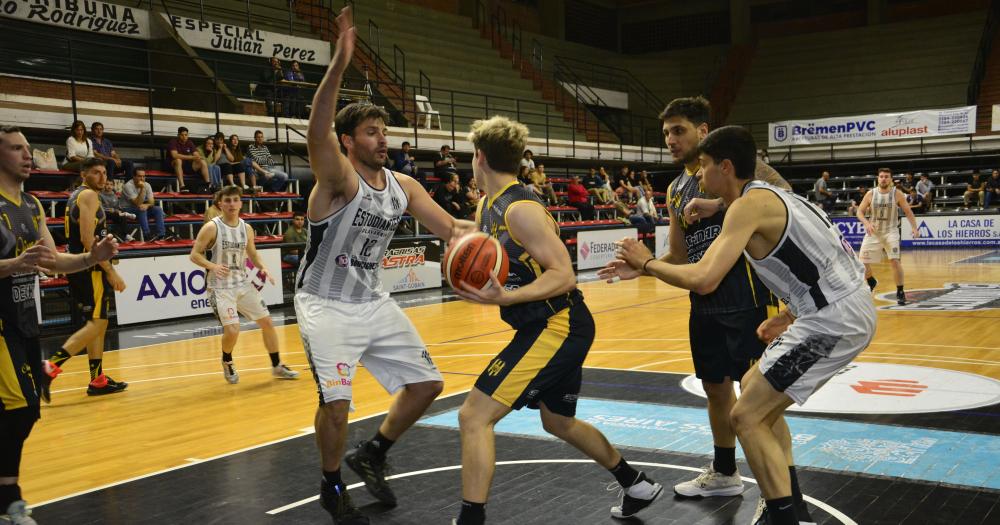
68;269;112;326
0;408;39;477
0;330;41;413
689;305;770;383
475;301;594;417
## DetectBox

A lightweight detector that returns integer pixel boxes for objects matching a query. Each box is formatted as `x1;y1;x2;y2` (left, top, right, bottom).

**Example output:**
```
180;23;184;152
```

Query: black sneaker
86;374;128;396
751;497;816;525
610;472;663;519
897;290;906;305
344;442;397;507
320;479;369;524
867;276;878;292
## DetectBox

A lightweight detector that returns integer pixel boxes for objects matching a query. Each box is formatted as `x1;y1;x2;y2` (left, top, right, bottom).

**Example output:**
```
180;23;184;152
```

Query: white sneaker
222;360;239;384
674;464;744;497
1;500;37;525
272;363;300;379
610;472;663;518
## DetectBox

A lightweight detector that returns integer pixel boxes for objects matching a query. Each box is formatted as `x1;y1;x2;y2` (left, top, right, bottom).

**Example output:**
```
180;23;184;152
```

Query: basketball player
299;7;476;523
42;158;128;400
451;116;663;525
189;185;299;384
856;168;920;305
602;126;876;525
646;96;815;521
0;125;119;525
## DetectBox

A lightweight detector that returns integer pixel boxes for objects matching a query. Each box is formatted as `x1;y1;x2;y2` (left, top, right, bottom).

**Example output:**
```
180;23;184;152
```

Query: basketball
444;232;509;291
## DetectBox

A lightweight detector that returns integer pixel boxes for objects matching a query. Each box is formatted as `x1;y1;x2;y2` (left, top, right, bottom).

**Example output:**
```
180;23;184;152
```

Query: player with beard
856;167;920;305
297;7;476;524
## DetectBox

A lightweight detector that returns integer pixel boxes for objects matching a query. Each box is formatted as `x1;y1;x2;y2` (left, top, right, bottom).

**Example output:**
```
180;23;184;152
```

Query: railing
393;45;406;87
418;70;431;99
368;19;381;64
551;55;664;116
968;0;1000;106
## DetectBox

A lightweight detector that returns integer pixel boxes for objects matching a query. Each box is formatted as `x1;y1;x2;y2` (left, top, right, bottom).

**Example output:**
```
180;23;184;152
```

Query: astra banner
768;106;976;148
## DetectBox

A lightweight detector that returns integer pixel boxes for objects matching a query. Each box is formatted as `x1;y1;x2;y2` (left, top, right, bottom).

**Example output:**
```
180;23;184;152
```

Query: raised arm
306;6;359;196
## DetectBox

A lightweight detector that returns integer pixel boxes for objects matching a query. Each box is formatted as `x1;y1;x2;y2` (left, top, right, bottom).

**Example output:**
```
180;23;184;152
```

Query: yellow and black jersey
0;190;44;339
66;185;107;258
476;181;583;329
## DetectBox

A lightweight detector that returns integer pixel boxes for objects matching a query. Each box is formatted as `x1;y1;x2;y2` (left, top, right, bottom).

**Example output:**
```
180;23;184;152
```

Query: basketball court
22;249;1000;524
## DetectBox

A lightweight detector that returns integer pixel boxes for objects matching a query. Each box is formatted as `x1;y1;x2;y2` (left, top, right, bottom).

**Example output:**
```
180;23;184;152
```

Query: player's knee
540;412;573;438
457;402;481;430
319;399;350;424
222;324;239;336
729;405;757;437
703;380;734;403
406;380;443;401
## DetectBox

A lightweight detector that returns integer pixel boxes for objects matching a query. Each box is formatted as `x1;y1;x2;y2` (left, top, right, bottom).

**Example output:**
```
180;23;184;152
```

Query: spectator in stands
214;132;243;189
517;165;530;184
846;185;867;217
122;169;168;242
462;176;480;217
204;190;223;223
90;122;134;179
916;174;934;209
62;120;93;173
598;166;617;202
167;126;212;193
986;169;1000;209
433;172;465;219
282;211;307;266
246;130;289;192
520;149;535;171
899;172;916;194
197;136;224;191
258;56;285;117
228;134;255;190
637;182;660;224
636;170;652;197
435;144;458;179
566;174;595;220
614;166;639;202
530;163;558;205
582;167;605;204
906;187;926;214
814;170;835;211
964;172;986;209
759;149;770;164
100;179;134;241
284;60;308;119
393;141;419;180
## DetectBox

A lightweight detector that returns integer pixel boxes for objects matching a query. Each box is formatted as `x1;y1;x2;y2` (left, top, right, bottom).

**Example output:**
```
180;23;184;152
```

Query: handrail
392;45;406;88
530;37;543;74
968;0;1000;105
552;55;664;115
368;19;381;65
418;70;431;99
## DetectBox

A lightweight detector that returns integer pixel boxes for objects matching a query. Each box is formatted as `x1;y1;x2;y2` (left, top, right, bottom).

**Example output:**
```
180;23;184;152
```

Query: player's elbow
691;274;720;296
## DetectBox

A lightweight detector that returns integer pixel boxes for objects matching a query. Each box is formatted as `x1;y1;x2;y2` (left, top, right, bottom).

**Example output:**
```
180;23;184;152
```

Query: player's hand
213;264;231;279
454;273;510;306
450;220;478;243
756;312;792;344
683;197;722;223
107;270;127;292
90;234;119;263
615;237;652;271
911;227;920;239
596;259;641;283
260;267;276;285
330;7;356;74
10;244;57;274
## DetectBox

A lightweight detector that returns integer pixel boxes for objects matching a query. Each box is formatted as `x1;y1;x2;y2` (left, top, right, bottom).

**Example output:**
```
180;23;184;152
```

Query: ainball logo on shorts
325;362;352;387
336;362;351;377
878;283;1000;310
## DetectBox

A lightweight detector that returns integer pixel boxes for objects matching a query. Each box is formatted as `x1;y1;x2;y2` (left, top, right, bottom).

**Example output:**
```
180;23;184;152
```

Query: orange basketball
444;232;509;291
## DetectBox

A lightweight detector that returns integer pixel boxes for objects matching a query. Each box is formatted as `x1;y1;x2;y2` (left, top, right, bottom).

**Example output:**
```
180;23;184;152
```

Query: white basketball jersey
867;187;900;236
741;181;865;317
208;216;249;290
296;168;408;303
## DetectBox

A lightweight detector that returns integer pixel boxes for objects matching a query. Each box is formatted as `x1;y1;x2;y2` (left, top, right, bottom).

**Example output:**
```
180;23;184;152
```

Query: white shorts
294;292;442;407
859;230;900;262
758;285;876;405
210;282;270;326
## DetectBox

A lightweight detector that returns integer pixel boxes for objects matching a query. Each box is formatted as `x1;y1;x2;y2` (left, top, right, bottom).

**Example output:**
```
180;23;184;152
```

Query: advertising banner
0;0;150;38
164;14;331;64
576;228;637;270
379;238;441;293
654;225;669;258
769;106;976;148
833;215;1000;249
993;104;1000;132
114;249;284;325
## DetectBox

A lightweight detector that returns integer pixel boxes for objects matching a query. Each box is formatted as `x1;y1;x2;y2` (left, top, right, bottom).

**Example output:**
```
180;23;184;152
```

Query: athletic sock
365;430;395;459
322;469;343;488
88;359;102;380
268;352;280;367
765;496;798;525
609;457;641;488
713;446;737;476
456;500;486;525
0;483;20;509
866;276;877;291
49;348;72;368
222;351;233;363
789;466;812;520
896;285;904;294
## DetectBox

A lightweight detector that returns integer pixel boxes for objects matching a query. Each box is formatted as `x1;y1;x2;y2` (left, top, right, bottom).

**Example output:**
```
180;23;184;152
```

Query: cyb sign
114;249;284;325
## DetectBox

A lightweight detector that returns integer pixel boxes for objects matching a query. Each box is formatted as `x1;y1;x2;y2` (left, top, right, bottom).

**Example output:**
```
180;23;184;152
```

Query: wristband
641;257;655;274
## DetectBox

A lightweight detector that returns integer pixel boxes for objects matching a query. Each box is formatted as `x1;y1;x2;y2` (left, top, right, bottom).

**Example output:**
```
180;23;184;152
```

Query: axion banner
114;249;284;325
0;0;150;38
164;14;330;64
769;106;976;148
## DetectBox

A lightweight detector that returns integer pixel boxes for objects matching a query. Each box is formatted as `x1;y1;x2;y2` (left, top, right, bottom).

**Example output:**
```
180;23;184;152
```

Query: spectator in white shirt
122;170;168;241
916;174;934;209
62;120;94;172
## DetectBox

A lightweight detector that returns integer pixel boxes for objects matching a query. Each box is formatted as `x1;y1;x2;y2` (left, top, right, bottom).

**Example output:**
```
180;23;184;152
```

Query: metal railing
967;0;1000;106
551;55;664;116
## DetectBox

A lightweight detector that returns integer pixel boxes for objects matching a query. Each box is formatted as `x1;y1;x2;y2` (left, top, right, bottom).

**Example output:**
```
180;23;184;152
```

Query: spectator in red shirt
566;174;595;220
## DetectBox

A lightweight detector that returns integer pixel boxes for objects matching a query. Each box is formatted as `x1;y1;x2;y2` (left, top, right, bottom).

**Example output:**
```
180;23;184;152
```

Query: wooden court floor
24;249;1000;507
